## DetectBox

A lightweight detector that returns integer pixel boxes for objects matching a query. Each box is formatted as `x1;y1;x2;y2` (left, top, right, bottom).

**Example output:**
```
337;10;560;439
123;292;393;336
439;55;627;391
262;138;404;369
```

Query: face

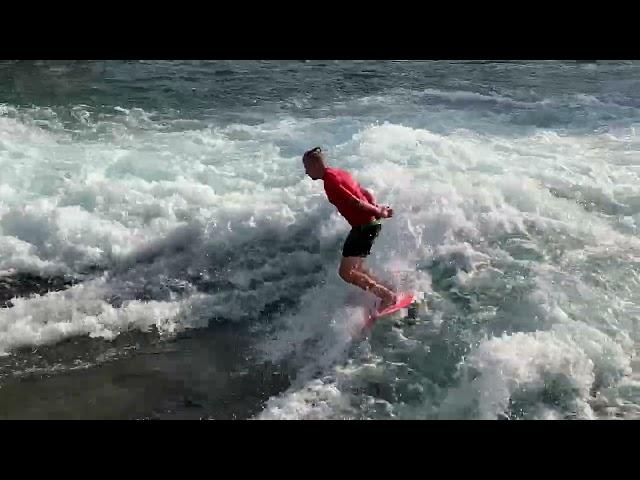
303;157;324;180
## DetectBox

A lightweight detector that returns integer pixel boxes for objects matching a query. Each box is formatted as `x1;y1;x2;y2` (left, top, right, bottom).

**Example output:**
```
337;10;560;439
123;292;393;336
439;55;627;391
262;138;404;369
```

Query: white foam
2;94;640;419
256;120;640;420
439;319;632;420
0;277;207;356
258;379;355;420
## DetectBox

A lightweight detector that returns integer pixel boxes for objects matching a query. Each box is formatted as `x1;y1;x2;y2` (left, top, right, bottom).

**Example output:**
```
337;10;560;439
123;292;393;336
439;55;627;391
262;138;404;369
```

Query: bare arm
349;195;385;217
361;187;376;206
359;186;393;219
331;184;393;218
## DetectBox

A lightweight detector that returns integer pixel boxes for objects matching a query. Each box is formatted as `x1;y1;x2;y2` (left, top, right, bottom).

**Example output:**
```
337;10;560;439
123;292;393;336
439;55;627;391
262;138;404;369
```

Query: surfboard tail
372;292;416;320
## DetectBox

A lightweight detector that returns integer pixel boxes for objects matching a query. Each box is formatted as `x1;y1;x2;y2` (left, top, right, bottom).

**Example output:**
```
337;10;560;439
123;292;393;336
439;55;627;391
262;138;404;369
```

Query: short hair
303;146;324;162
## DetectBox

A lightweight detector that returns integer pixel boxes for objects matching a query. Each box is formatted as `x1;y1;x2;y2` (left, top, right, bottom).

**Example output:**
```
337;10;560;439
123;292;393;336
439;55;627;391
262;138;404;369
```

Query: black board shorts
342;220;382;258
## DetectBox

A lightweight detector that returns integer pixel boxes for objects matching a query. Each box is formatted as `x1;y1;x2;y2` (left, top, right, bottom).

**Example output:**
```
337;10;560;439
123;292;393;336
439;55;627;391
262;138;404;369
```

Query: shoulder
323;170;345;196
326;167;351;181
323;167;339;184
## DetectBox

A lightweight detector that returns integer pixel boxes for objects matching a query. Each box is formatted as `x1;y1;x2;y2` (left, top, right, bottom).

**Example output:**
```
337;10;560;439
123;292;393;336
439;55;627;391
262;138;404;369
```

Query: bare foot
378;293;397;311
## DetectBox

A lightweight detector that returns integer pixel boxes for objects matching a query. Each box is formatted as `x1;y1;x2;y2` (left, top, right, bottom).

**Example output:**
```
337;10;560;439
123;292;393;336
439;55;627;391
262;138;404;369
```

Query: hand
378;206;394;219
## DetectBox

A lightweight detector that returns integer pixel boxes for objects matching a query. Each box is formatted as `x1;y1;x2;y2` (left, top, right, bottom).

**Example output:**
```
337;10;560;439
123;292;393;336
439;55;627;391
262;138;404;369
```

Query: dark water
2;60;639;126
0;325;290;420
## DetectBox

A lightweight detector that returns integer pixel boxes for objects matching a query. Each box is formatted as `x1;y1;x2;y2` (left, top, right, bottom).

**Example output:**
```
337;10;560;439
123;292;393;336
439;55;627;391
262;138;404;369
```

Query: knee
339;264;354;283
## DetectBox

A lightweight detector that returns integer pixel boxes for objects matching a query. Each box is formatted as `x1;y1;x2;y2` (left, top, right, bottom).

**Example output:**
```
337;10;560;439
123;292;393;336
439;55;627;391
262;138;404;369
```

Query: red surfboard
364;292;415;329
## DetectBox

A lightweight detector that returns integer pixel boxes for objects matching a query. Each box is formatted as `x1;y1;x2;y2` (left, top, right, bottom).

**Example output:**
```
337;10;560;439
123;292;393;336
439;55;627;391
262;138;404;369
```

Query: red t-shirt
323;167;375;227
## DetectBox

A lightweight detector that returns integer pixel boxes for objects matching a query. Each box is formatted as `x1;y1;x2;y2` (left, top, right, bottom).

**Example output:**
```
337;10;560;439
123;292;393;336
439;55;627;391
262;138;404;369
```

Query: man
302;147;397;310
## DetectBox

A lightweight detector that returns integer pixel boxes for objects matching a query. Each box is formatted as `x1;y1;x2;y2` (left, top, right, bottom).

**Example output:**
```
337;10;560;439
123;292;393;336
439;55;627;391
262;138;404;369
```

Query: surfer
302;146;398;310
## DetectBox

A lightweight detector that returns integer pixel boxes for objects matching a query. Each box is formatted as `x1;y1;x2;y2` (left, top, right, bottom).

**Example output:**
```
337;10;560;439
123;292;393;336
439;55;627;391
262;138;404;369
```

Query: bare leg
360;263;396;293
339;257;396;309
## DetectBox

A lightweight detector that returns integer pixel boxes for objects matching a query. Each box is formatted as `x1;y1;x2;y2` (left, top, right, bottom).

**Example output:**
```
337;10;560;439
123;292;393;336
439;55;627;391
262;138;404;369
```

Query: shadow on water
0;217;331;419
0;323;292;420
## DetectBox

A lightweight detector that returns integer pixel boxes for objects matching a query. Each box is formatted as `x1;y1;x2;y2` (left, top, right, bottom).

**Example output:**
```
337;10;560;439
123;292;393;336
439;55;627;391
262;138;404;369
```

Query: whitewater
1;60;639;419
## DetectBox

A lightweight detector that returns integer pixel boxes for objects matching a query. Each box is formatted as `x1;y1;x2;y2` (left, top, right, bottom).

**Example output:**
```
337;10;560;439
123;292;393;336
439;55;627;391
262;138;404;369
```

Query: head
302;146;327;180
